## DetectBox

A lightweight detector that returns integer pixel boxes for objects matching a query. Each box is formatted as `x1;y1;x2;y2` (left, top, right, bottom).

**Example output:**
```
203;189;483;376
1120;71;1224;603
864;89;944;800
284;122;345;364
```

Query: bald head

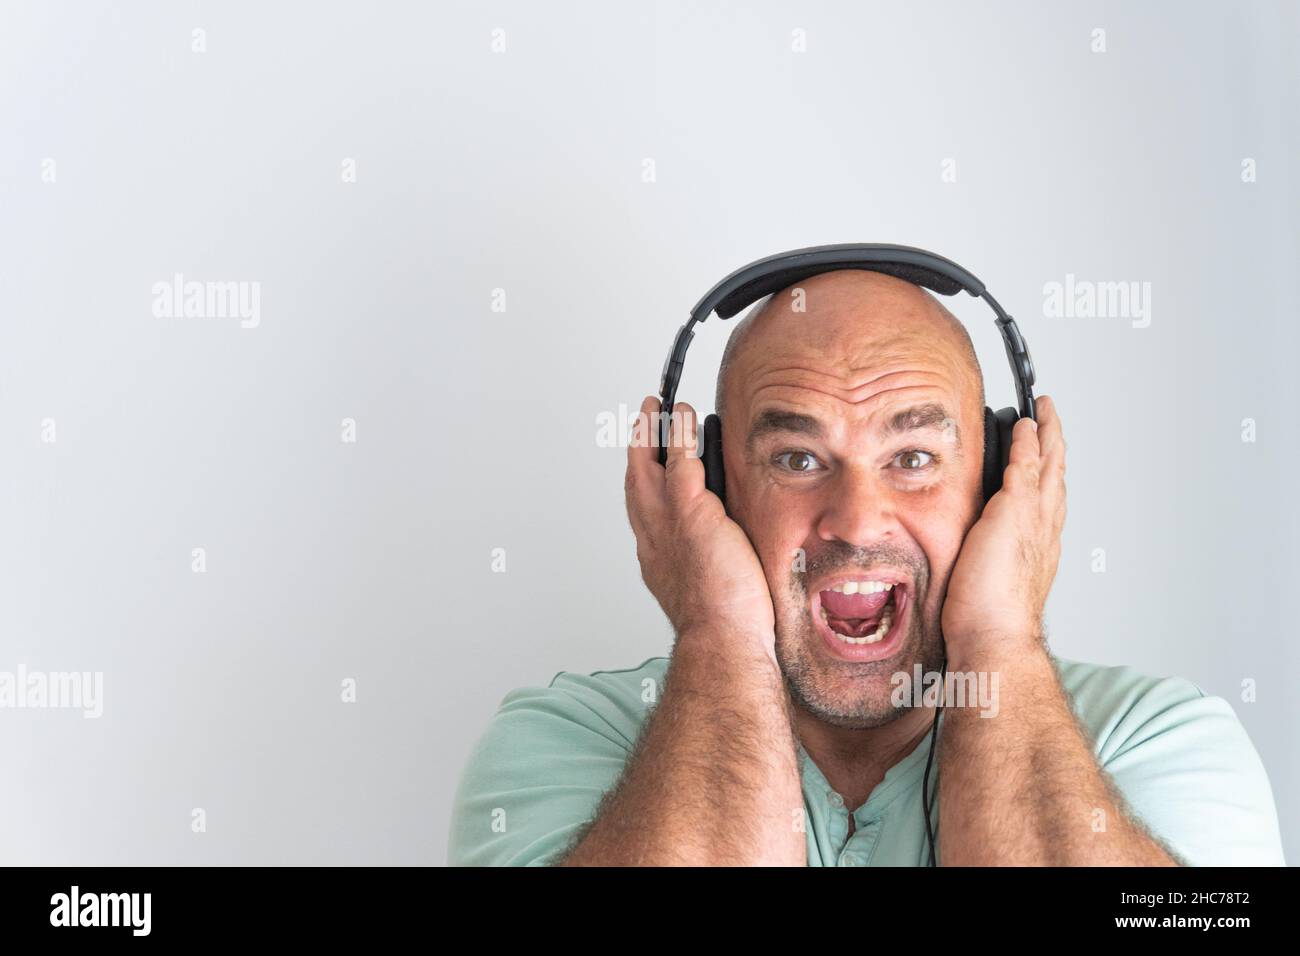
714;270;984;426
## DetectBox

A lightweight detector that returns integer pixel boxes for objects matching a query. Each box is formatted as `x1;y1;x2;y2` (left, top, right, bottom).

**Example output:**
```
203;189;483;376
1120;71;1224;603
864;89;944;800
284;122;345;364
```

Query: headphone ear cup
702;413;726;505
982;406;1021;504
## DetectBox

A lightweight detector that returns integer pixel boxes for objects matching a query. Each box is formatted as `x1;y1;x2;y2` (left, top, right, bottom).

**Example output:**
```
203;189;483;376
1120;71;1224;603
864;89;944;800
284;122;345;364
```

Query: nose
814;462;902;548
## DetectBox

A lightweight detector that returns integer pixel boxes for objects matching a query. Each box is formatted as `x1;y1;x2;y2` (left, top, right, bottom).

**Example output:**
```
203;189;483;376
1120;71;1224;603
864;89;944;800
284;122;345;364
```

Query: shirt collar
796;711;946;822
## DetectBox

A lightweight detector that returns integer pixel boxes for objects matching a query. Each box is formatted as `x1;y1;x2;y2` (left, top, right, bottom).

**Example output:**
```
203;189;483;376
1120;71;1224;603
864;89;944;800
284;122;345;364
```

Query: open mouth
812;576;909;650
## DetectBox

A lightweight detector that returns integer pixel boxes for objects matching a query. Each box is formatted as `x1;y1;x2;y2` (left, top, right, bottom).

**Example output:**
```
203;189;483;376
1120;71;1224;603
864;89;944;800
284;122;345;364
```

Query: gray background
1;0;1295;865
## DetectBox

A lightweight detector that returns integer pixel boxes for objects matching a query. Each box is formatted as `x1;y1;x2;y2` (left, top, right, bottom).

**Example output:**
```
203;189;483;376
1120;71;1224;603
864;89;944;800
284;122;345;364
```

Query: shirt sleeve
1084;672;1286;866
446;672;644;866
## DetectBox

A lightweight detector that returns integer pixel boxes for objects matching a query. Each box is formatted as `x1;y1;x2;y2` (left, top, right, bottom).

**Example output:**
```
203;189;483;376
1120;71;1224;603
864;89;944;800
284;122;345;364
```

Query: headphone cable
922;649;947;867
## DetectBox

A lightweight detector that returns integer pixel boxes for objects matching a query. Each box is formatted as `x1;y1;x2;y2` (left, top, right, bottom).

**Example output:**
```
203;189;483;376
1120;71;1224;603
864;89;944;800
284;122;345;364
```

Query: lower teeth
822;608;894;645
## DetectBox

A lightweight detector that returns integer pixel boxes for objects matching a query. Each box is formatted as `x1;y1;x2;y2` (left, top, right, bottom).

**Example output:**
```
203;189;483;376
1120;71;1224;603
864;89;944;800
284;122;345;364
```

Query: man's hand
626;396;777;664
941;394;1067;665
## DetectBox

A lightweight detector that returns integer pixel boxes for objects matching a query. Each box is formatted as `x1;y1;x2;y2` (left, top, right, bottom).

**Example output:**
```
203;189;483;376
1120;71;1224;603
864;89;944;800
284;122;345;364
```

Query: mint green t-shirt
447;655;1286;866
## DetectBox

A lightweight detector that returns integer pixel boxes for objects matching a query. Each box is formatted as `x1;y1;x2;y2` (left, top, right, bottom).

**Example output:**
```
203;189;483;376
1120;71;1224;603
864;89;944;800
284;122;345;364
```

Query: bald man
448;271;1285;867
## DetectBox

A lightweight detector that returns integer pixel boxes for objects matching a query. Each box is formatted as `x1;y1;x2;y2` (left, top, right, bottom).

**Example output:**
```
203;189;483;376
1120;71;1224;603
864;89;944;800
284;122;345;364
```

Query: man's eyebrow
883;402;960;445
744;402;961;451
746;409;825;450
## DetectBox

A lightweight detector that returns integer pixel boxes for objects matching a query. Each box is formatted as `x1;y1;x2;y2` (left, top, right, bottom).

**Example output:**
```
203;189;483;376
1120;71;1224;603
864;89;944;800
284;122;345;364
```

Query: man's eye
896;450;936;470
775;451;822;473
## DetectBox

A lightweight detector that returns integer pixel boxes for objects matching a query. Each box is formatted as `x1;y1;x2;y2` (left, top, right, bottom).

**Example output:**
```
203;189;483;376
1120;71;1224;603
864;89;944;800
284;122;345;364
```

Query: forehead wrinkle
746;382;954;433
744;378;967;457
748;382;952;422
745;366;953;408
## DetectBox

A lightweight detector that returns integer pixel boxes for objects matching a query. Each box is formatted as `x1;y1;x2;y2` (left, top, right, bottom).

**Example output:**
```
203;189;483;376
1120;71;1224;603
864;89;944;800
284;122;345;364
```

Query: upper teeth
829;580;895;595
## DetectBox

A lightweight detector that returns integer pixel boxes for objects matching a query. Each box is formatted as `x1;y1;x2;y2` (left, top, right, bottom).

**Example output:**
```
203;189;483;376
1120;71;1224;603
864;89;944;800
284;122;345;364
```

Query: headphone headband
698;243;985;320
658;243;1037;448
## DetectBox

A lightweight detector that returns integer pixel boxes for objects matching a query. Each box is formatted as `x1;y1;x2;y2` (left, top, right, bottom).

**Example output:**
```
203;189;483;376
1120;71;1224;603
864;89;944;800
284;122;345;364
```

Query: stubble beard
774;567;946;730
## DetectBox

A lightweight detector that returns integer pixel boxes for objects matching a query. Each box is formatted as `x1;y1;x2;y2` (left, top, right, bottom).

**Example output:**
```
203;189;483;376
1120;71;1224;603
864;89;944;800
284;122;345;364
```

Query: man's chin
787;684;911;730
775;622;942;727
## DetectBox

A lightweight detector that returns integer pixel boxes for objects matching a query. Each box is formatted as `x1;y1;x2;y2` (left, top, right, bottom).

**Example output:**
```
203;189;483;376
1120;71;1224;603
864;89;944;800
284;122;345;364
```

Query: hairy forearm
558;631;806;866
939;643;1181;866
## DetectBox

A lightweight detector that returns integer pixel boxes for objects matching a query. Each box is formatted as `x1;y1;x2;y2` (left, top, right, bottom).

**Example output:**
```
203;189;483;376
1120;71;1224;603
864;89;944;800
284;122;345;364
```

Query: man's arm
939;642;1181;866
559;630;806;866
562;398;806;865
937;396;1177;864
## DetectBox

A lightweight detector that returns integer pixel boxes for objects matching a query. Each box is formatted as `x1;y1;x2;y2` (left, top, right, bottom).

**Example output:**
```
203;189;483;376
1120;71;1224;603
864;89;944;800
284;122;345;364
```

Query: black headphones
654;243;1040;867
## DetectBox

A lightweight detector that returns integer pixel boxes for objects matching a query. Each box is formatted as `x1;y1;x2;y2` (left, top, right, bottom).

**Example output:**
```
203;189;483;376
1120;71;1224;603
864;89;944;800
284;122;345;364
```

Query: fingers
1034;395;1067;531
1035;395;1066;480
627;395;663;477
1003;406;1042;495
1001;395;1067;535
626;395;665;533
663;401;706;506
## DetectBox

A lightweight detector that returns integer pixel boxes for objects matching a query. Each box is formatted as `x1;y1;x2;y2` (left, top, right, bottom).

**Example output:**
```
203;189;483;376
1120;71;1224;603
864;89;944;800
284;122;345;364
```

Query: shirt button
828;792;844;808
840;855;859;866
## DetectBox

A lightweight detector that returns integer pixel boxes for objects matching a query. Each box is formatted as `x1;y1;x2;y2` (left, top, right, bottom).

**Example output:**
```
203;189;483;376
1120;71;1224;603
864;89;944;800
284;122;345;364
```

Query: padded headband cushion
714;262;965;319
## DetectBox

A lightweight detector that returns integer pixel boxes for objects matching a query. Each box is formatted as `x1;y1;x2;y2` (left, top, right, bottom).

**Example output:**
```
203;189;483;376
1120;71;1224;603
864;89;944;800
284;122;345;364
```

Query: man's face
723;273;985;730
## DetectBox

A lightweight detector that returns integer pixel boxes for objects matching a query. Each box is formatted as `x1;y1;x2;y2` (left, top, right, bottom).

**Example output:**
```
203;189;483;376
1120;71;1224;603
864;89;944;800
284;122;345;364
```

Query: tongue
820;589;891;619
